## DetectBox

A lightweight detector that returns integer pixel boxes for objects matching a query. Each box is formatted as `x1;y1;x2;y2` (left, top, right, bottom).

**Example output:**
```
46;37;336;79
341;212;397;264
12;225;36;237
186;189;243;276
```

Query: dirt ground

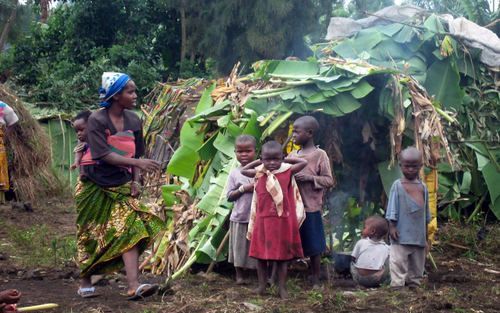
1;198;499;313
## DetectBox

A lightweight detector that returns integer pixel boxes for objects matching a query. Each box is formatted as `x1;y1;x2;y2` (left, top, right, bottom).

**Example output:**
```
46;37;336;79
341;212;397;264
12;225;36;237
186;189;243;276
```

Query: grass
306;289;323;306
7;223;76;267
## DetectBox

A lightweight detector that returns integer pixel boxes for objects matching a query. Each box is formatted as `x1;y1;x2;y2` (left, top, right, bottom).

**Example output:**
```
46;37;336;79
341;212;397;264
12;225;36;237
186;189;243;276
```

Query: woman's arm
284;157;307;174
101;153;160;171
241;159;262;177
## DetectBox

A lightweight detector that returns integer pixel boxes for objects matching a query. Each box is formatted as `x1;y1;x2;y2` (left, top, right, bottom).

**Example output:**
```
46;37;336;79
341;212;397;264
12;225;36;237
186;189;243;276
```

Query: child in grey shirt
386;147;431;288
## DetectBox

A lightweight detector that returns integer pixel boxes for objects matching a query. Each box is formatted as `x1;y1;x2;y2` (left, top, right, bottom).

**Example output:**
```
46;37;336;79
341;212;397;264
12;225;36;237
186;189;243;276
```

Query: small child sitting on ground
242;141;307;299
226;135;258;284
70;110;92;172
0;289;21;313
386;147;431;288
350;216;390;288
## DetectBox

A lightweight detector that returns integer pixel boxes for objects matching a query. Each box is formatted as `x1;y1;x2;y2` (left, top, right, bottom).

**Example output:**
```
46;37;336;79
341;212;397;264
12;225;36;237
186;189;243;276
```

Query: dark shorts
299;211;326;257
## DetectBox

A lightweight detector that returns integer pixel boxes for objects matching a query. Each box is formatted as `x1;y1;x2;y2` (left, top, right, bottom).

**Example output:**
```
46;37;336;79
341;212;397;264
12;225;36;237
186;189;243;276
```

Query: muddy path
1;200;499;313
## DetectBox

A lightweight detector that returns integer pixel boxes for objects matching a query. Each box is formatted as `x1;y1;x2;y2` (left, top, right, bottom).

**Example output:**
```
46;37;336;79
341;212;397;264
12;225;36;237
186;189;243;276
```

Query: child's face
73;118;87;142
361;219;376;238
261;149;283;172
292;122;312;146
235;142;256;166
400;157;422;180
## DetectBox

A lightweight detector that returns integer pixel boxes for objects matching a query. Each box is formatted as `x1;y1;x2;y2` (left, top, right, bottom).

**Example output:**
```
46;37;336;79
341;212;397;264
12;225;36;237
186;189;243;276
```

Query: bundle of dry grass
0;84;65;203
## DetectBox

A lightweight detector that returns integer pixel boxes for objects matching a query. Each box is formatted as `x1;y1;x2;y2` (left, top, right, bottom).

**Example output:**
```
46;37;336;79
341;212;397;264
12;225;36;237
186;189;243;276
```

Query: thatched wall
0;84;65;203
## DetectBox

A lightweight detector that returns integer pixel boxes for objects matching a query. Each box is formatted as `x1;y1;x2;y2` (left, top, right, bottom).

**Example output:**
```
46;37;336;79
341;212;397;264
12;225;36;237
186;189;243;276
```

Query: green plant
330;293;346;310
8;224;76;267
307;290;324;306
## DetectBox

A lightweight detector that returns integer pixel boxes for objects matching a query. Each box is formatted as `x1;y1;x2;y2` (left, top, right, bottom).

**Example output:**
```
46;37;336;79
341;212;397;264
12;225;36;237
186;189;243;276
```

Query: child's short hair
366;216;389;239
74;110;92;122
261;140;282;154
236;135;256;148
399;146;422;161
294;115;319;133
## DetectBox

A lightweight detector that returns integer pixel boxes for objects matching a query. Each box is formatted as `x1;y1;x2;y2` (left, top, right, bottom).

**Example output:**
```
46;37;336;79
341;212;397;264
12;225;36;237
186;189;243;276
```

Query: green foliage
348;0;395;18
319;13;499;220
0;1;33;45
7;224;76;267
4;0;344;111
168;0;330;74
408;0;498;27
8;1;179;111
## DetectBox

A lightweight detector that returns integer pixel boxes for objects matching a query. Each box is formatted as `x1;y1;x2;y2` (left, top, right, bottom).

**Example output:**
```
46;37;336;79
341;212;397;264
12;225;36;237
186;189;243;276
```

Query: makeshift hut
26;106;79;188
141;6;499;280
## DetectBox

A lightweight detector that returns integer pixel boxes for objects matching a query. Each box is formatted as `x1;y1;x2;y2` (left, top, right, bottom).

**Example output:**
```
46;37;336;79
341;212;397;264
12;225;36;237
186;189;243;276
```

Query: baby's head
261;141;283;171
235;135;256;166
292;115;319;146
399;147;423;180
73;110;92;142
361;216;388;240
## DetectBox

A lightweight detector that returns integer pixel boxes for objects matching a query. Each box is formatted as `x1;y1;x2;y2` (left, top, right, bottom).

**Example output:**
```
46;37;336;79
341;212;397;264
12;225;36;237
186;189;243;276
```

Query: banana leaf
424;60;464;109
167;84;216;181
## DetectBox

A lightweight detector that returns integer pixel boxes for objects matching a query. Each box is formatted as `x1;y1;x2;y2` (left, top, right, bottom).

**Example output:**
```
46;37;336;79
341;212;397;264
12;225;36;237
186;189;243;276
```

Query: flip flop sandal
127;284;159;301
77;287;99;298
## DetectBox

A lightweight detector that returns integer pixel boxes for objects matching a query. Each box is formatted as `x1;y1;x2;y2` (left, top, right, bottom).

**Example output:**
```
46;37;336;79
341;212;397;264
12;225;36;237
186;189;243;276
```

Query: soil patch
1;199;499;312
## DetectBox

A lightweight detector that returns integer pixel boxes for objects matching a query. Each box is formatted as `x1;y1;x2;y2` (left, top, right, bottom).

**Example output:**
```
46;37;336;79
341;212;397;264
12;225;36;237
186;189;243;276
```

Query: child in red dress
242;141;307;299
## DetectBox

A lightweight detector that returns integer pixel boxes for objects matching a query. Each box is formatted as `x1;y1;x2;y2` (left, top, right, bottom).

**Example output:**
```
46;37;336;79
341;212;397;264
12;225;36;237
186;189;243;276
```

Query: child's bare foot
267;276;277;286
236;278;249;285
254;286;266;296
279;287;289;299
311;275;320;286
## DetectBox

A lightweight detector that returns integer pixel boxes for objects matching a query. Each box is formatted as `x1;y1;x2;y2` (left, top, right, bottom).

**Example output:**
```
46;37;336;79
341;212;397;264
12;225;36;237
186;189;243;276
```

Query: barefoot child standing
386;147;431;288
226;135;258;284
242;141;307;299
288;116;334;287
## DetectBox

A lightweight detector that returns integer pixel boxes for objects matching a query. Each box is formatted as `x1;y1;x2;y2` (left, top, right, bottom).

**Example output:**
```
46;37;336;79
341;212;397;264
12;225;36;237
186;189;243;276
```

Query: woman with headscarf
75;72;163;300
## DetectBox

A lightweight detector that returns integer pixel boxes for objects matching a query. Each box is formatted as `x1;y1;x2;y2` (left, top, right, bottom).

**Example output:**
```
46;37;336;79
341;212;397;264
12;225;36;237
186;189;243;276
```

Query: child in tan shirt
288;115;334;287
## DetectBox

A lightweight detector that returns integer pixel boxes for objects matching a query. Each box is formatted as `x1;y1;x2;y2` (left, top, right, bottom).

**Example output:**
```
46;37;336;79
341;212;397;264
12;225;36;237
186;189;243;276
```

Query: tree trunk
180;1;187;63
0;0;18;51
40;0;50;23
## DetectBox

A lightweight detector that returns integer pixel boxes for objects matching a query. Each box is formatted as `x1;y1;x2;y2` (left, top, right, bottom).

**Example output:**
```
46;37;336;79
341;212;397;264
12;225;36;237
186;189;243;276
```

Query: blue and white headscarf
98;72;131;108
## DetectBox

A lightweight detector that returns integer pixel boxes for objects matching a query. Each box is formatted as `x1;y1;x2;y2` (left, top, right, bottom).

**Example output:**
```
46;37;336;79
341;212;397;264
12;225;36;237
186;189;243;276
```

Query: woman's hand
135;159;160;172
389;222;399;241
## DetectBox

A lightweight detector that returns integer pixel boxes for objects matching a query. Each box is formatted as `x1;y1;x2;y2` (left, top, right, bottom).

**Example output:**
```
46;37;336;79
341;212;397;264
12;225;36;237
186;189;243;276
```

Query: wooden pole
206;231;230;274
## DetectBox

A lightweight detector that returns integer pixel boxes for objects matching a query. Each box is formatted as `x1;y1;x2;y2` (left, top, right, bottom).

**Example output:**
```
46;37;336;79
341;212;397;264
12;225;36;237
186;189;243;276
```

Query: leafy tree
348;0;394;18
0;0;34;50
406;0;499;26
8;0;182;111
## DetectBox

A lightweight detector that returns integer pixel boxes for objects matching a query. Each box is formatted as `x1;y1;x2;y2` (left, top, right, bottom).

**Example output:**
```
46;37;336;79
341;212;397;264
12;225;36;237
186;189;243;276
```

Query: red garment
249;168;304;260
80;130;136;170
